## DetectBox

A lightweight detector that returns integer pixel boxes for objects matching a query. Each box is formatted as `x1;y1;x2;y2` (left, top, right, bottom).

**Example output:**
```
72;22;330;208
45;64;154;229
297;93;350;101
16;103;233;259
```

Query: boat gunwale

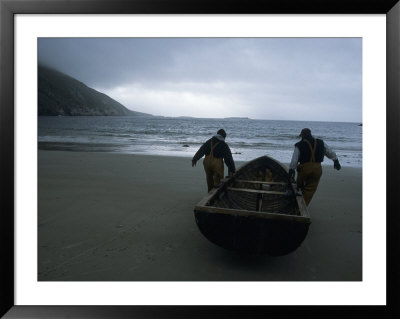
194;204;311;223
194;155;310;221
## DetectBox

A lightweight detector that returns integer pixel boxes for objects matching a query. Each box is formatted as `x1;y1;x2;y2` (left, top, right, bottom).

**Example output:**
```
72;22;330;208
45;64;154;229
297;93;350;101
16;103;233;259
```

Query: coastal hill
38;65;150;116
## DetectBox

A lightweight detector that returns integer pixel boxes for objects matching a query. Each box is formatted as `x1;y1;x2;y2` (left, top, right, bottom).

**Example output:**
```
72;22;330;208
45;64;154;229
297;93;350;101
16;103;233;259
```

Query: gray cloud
38;37;362;122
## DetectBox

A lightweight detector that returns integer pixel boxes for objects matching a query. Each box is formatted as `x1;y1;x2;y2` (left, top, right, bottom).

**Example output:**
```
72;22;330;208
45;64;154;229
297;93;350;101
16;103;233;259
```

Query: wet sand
38;150;362;281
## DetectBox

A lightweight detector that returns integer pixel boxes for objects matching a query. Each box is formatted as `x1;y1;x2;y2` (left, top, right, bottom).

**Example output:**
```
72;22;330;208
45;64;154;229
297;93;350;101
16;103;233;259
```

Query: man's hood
213;134;225;141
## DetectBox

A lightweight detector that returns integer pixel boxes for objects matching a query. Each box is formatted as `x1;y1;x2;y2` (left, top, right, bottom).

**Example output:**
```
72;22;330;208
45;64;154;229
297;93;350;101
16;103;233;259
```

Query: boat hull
193;155;310;256
195;210;310;256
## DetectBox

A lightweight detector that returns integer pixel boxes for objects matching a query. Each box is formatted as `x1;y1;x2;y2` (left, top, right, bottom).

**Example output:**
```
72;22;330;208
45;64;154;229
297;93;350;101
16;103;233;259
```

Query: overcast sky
38;38;362;122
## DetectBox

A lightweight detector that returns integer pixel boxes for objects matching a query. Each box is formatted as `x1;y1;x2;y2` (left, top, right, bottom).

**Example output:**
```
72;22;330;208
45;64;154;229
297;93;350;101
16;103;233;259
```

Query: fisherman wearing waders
288;128;341;206
192;129;236;192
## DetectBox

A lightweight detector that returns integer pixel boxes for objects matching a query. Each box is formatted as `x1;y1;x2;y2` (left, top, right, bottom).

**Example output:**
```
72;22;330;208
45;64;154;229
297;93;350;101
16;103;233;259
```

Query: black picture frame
1;0;399;318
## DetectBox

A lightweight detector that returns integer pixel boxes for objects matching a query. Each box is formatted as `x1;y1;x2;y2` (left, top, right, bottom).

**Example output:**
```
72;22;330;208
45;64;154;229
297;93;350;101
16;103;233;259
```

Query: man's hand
192;160;196;167
334;159;341;170
288;169;295;182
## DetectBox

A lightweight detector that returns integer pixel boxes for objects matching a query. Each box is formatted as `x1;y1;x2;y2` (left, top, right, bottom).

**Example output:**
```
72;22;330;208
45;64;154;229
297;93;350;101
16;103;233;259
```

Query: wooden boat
194;155;310;256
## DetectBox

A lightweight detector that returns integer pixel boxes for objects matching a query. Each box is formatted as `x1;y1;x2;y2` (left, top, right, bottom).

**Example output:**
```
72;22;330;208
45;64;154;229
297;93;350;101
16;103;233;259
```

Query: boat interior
196;156;309;219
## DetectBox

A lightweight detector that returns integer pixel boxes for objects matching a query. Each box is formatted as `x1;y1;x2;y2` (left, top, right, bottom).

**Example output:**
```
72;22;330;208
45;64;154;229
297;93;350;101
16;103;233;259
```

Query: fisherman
288;128;341;206
192;129;236;192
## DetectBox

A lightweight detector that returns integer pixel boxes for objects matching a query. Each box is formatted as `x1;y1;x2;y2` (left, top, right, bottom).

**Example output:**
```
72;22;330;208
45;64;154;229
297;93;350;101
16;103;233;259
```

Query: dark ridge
38;65;151;117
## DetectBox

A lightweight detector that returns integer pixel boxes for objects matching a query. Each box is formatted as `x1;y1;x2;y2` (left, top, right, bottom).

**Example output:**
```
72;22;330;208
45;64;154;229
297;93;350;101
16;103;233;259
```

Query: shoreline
37;146;362;168
38;150;362;281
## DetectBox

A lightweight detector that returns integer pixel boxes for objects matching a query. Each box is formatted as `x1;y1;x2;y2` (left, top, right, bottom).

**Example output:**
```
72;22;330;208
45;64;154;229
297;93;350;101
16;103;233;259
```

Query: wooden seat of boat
234;179;287;186
227;187;286;196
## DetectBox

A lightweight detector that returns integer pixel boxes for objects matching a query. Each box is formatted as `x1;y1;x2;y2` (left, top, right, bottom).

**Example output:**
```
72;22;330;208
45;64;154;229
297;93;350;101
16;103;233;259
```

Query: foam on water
38;116;362;167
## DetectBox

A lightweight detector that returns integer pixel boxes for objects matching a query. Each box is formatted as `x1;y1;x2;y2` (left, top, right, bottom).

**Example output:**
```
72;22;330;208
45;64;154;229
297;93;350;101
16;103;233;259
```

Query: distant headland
224;117;250;120
38;65;152;117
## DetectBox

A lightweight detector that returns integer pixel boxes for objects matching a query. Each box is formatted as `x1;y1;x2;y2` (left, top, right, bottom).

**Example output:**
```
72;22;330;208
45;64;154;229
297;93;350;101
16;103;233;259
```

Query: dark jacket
192;136;236;173
295;137;325;164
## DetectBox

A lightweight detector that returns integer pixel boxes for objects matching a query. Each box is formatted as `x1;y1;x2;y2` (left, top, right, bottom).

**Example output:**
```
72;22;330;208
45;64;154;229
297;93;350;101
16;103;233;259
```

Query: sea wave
38;116;362;167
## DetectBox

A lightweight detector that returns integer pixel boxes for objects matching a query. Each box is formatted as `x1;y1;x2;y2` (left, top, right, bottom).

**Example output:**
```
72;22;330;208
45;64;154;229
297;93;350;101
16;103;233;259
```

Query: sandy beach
38;150;362;281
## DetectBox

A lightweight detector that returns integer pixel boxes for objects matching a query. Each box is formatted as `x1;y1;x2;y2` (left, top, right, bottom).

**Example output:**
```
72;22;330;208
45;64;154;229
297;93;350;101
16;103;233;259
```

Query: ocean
38;116;362;167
